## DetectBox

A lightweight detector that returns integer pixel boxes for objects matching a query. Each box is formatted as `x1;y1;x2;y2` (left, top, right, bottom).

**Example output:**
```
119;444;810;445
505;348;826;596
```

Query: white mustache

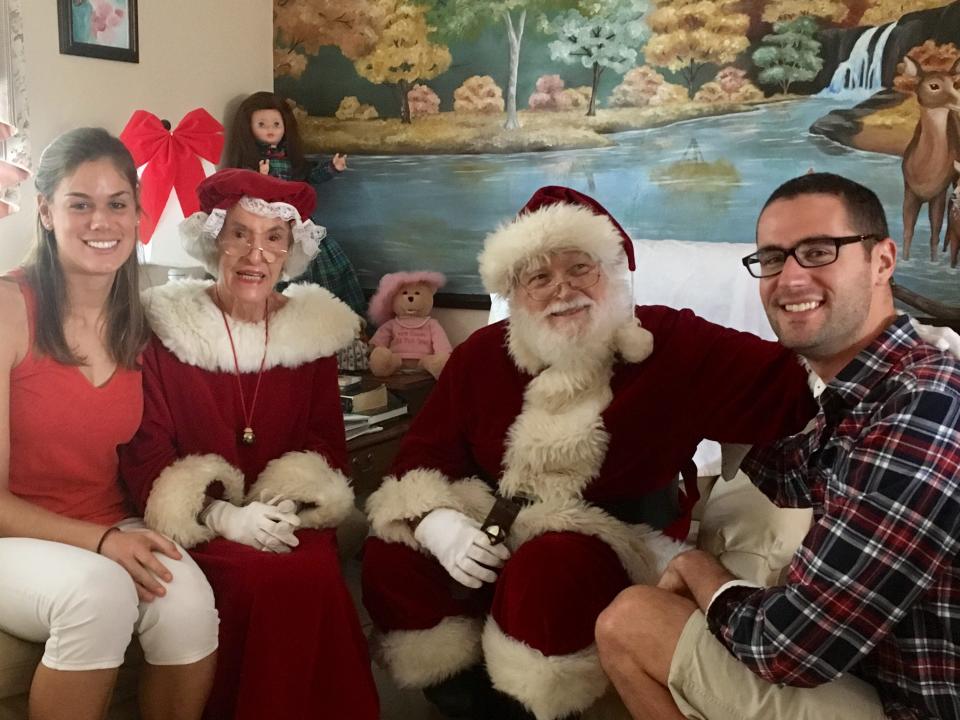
540;299;594;317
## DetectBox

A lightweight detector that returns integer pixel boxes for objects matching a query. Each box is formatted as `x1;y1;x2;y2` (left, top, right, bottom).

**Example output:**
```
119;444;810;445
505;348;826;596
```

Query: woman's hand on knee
100;529;181;603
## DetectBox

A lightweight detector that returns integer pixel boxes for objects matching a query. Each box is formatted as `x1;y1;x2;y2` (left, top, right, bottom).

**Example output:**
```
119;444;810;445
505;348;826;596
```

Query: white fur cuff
483;618;609;720
144;454;245;549
246;451;355;529
376;616;483;688
365;469;467;550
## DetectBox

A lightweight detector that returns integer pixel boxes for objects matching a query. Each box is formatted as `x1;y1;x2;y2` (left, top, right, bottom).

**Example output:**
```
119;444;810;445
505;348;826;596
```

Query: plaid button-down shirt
709;315;960;720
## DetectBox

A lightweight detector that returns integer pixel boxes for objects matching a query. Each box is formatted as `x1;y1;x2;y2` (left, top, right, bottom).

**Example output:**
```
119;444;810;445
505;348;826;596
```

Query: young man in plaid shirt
596;173;960;720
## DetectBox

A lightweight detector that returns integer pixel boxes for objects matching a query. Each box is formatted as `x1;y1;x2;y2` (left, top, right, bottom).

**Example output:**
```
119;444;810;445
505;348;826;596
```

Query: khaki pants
667;612;887;720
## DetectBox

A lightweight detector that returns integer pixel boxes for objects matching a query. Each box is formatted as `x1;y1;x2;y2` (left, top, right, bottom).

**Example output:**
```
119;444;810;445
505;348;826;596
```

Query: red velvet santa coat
120;279;378;720
363;305;814;718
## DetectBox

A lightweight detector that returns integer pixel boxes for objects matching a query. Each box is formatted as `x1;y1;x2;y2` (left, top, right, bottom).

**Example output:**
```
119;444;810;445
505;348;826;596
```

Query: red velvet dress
120;280;377;720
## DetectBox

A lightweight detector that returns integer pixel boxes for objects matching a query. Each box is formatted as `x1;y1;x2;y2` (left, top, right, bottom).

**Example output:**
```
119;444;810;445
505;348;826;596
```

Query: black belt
480;479;680;545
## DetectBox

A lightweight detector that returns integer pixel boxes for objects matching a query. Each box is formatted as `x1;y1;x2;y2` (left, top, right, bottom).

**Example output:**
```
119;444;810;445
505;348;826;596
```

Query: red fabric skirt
194;528;378;720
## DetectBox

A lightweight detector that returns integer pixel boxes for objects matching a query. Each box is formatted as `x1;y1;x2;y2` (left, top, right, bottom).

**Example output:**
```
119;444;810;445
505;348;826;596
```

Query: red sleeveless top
7;272;141;524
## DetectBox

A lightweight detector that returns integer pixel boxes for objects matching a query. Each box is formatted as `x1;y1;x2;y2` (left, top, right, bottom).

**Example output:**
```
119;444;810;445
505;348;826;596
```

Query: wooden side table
346;371;435;501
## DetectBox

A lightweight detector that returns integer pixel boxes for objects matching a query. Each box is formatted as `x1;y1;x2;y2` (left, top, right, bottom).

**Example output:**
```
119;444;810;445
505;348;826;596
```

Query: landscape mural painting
274;0;960;312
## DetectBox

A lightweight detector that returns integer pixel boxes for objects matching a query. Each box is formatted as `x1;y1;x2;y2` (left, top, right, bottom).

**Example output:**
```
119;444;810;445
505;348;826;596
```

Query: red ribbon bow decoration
120;108;224;244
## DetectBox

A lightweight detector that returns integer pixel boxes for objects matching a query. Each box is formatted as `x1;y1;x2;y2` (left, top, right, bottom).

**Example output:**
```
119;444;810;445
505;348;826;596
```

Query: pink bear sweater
369;318;452;360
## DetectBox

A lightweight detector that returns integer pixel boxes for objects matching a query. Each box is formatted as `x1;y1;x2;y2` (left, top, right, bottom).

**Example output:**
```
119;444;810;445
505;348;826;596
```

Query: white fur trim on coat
500;361;614;504
246;451;354;530
143;279;360;372
365;471;494;550
143;454;245;549
483;617;609;720
479;202;628;297
375;616;483;689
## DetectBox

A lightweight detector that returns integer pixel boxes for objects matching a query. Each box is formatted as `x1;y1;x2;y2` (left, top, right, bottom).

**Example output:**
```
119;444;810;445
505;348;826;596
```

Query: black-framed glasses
741;235;877;278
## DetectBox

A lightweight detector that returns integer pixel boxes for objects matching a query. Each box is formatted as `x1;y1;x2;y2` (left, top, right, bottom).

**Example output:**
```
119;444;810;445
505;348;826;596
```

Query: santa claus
361;186;815;719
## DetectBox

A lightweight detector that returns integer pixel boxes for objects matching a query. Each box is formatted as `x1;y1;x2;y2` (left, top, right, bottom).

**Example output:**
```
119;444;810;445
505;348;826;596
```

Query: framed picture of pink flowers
57;0;138;63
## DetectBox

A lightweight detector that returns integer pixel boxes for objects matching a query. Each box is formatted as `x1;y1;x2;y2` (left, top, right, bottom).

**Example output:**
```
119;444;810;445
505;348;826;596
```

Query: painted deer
900;55;960;261
948;161;960;268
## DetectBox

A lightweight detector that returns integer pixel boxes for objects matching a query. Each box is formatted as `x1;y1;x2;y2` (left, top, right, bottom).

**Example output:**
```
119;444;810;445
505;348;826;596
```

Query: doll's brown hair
227;91;307;179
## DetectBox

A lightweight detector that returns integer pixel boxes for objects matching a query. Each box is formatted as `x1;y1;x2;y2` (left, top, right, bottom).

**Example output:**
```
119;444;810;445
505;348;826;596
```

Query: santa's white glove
202;498;301;552
912;319;960;359
414;508;511;589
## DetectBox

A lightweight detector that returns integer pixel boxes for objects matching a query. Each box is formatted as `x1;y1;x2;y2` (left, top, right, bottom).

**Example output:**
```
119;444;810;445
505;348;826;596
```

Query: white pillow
697;471;812;586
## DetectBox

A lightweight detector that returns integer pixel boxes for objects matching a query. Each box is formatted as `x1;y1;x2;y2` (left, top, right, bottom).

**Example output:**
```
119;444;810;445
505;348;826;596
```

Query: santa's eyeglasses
519;262;602;301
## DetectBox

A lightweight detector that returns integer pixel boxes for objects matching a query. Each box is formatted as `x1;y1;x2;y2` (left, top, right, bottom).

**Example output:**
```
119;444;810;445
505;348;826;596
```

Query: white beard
507;276;633;375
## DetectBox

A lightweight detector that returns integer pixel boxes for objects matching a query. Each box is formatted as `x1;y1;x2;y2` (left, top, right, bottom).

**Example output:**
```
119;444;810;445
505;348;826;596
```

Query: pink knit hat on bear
368;271;447;326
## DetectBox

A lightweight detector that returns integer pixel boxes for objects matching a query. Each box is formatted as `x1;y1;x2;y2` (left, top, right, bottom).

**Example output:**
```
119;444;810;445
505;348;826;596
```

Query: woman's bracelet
95;526;120;554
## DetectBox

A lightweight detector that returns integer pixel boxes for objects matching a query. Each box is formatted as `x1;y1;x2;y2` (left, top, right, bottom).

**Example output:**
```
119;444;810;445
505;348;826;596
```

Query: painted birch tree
353;0;452;123
422;0;579;129
644;0;750;97
539;1;650;116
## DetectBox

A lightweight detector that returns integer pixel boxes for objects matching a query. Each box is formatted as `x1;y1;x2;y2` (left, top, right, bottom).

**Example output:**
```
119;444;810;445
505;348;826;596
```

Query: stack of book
340;376;408;441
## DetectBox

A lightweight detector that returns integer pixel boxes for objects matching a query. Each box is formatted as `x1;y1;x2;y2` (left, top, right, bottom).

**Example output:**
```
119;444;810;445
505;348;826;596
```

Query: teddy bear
367;271;453;379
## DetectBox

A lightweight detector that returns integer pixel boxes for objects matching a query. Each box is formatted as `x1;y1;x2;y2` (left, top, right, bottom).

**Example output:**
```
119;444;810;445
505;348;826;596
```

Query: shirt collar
255;139;286;151
820;314;918;409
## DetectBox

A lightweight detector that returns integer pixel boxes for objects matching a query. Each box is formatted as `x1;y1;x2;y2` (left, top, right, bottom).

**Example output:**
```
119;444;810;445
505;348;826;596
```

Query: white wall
1;0;273;272
433;307;488;345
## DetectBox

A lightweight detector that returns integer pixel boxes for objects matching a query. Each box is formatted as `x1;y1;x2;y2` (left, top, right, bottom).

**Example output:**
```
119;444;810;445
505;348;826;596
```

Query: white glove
265;498;300;553
414;508;511;589
202;497;301;552
912;318;960;360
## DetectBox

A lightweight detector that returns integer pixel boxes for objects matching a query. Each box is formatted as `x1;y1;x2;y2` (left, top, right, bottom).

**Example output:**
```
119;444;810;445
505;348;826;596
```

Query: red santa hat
179;168;324;279
478;185;635;297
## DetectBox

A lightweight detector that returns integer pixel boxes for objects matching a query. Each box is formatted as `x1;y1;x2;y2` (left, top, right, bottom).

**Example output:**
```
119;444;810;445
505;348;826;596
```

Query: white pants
0;521;219;671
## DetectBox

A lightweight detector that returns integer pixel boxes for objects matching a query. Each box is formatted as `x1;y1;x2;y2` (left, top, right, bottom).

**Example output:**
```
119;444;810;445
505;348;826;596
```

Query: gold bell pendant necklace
216;289;270;446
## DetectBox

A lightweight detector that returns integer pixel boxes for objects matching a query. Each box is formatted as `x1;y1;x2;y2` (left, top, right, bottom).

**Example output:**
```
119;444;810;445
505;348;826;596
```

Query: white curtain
0;0;31;219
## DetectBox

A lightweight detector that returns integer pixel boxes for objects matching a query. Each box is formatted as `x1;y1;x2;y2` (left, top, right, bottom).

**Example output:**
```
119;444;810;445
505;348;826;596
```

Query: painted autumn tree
353;0;452;123
539;1;650;116
861;0;951;25
753;16;824;94
645;0;750;97
761;0;848;24
422;0;580;130
273;0;386;79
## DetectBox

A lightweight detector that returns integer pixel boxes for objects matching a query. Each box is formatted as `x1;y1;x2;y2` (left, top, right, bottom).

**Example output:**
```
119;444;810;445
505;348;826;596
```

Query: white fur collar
143;279;360;372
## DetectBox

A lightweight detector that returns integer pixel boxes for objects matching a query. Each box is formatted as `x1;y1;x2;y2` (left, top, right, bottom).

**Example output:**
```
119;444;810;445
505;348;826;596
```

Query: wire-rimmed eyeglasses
520;262;602;301
220;236;290;264
741;235;877;278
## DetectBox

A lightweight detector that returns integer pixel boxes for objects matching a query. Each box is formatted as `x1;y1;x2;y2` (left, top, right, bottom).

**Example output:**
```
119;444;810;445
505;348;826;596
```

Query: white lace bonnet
179;168;325;279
